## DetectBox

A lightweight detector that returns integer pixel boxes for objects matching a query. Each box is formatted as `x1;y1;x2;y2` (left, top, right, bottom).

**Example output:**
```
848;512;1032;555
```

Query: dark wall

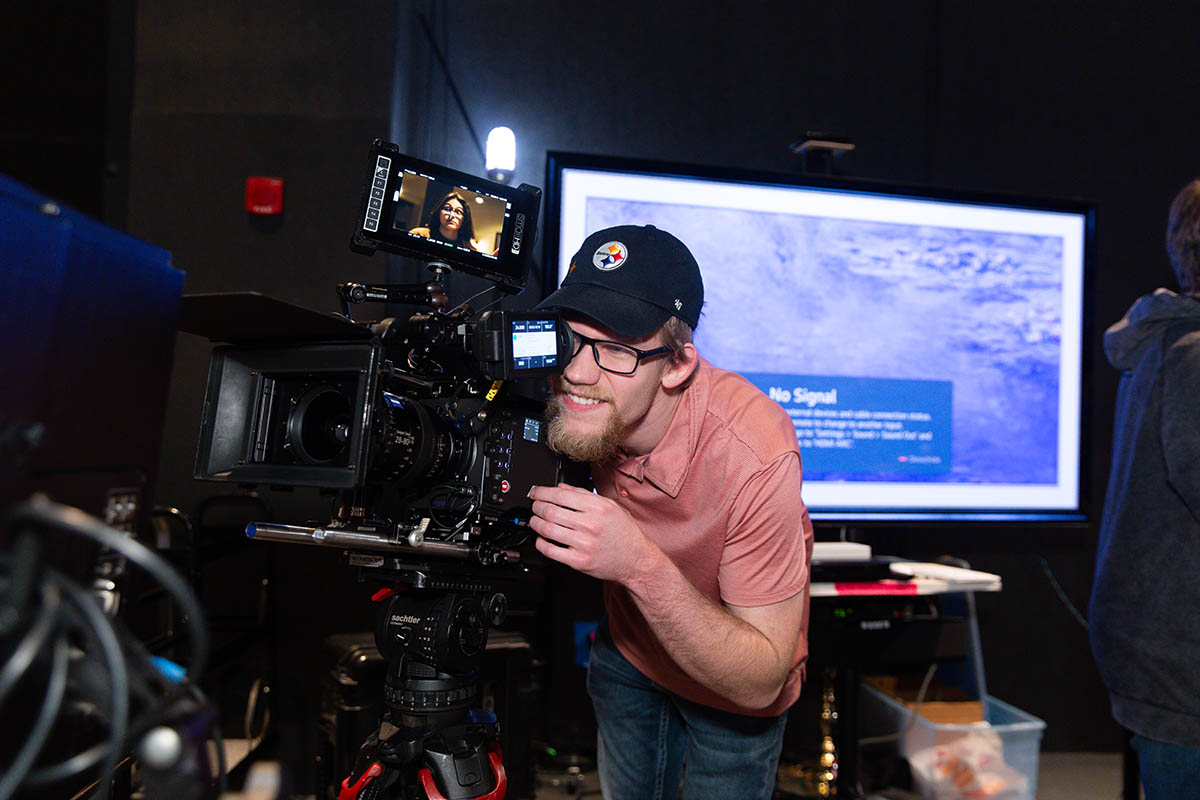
123;3;401;786
0;1;133;224
15;0;1200;767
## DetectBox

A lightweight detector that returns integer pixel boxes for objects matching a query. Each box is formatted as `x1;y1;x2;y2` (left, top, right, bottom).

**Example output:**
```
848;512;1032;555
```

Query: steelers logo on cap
592;241;627;271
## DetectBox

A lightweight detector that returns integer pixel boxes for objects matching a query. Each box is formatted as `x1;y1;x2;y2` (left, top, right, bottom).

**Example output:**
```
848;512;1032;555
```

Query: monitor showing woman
409;190;490;253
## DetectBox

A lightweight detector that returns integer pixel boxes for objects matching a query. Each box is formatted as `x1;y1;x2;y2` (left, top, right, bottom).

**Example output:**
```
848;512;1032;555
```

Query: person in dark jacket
1090;178;1200;799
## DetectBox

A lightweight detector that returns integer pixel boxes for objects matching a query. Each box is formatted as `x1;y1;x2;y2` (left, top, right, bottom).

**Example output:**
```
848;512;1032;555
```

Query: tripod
338;573;510;800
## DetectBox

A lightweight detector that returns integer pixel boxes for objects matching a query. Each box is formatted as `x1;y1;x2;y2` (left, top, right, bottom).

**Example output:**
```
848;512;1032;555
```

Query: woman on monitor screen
409;190;488;253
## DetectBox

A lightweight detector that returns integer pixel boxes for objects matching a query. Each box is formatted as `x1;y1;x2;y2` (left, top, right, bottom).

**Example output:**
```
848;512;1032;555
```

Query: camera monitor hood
178;291;373;344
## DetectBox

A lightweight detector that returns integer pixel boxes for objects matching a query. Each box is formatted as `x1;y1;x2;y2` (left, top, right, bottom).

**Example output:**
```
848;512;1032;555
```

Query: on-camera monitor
392;171;507;260
353;141;540;293
544;154;1094;523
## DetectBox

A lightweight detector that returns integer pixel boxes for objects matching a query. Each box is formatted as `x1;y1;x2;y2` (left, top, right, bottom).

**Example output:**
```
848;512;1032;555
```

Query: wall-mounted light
486;126;516;184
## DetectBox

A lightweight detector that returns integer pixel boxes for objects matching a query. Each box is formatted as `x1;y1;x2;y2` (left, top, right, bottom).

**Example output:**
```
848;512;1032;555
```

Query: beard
545;380;626;463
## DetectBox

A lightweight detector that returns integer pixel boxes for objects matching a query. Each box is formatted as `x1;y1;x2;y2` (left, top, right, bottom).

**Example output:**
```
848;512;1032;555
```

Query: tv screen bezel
542;151;1096;526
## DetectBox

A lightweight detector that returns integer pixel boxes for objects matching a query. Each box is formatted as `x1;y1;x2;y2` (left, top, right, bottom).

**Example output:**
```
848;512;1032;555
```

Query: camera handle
338;260;454;317
337;280;448;312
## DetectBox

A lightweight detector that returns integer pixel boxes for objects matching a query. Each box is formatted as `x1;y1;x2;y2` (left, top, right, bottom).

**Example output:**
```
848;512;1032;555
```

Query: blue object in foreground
151;656;187;685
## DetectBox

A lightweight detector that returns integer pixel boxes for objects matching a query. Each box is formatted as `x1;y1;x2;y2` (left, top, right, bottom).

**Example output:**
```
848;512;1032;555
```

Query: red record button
500;480;510;494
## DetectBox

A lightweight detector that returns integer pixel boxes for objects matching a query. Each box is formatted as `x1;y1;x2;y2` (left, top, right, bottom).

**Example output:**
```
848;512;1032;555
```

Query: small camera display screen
522;417;541;444
511;319;559;371
392;169;508;261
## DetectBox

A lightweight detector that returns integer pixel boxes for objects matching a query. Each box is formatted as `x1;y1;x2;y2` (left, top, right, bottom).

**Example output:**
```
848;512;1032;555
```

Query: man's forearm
526;482;802;708
621;545;792;710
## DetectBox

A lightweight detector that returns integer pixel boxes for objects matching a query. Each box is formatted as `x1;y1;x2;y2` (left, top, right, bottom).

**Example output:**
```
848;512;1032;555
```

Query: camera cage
182;281;571;569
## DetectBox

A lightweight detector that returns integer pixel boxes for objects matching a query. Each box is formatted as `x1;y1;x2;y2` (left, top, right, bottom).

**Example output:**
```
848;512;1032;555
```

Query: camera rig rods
244;522;521;564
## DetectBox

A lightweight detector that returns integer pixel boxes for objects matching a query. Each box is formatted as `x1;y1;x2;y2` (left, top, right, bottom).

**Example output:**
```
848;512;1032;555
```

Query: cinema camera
184;141;577;799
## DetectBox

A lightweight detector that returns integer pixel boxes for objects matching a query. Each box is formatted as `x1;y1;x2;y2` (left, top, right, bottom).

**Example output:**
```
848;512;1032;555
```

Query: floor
1036;752;1130;800
531;751;1131;799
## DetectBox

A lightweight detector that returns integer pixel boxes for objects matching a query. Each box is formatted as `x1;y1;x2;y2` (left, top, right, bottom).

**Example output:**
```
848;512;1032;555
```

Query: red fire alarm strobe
245;176;284;215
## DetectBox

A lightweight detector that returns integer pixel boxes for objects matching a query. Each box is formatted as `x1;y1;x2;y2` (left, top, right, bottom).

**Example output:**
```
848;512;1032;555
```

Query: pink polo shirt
596;357;814;716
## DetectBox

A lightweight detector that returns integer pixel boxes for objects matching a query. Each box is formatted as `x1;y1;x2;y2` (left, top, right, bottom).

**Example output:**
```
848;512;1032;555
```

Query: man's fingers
529;483;595;511
534;534;565;561
530;498;585;527
530;514;584;549
534;534;583;570
529;499;555;523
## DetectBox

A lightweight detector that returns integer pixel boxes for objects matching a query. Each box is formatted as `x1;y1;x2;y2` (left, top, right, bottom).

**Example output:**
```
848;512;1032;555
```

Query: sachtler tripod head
334;578;509;800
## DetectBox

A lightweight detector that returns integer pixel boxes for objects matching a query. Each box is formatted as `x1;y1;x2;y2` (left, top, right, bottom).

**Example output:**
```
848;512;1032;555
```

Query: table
805;563;1000;798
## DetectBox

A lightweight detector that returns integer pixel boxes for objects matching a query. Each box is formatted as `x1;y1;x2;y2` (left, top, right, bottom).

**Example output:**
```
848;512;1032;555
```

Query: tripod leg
340;762;382;800
340;742;401;800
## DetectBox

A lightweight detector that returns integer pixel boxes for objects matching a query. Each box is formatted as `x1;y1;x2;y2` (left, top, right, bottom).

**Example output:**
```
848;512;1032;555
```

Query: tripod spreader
341;731;506;800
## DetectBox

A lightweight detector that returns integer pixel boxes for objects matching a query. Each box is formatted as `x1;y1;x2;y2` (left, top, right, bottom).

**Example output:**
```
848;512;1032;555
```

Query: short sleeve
717;451;811;606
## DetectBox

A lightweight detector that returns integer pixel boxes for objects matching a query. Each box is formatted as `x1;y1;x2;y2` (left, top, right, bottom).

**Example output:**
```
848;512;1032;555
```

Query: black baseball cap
536;224;704;338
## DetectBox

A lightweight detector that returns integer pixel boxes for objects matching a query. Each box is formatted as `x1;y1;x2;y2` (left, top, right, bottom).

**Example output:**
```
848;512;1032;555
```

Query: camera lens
287;385;353;464
371;393;462;486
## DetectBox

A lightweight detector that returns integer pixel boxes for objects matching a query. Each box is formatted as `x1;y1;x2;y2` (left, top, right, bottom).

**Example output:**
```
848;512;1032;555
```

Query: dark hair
1166;179;1200;293
425;191;477;245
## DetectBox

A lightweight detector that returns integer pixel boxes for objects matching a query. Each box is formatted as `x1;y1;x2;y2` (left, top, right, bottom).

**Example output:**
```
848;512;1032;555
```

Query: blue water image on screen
584;198;1062;485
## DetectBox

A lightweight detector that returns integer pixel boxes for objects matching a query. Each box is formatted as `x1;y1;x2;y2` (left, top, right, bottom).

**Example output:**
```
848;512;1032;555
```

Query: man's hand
528;483;660;584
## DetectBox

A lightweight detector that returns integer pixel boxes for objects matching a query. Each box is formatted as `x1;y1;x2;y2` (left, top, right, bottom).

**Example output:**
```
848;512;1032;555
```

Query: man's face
439;199;464;232
545;317;671;462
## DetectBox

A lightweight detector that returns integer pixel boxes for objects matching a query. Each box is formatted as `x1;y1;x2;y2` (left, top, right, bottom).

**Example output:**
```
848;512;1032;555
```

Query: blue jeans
587;622;788;800
1133;734;1200;800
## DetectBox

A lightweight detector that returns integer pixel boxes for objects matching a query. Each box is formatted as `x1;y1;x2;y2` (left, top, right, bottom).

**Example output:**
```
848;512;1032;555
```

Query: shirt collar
613;359;708;498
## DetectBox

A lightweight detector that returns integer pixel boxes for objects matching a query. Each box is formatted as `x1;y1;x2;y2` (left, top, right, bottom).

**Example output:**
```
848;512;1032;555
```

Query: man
529;224;813;800
1089;179;1200;799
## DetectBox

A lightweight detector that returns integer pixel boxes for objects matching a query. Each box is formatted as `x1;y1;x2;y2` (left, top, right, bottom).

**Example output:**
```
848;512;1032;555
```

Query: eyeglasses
440;205;465;218
569;330;672;375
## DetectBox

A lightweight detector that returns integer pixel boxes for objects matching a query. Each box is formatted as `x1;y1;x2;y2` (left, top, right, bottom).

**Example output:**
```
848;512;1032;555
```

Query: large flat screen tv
543;153;1095;524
